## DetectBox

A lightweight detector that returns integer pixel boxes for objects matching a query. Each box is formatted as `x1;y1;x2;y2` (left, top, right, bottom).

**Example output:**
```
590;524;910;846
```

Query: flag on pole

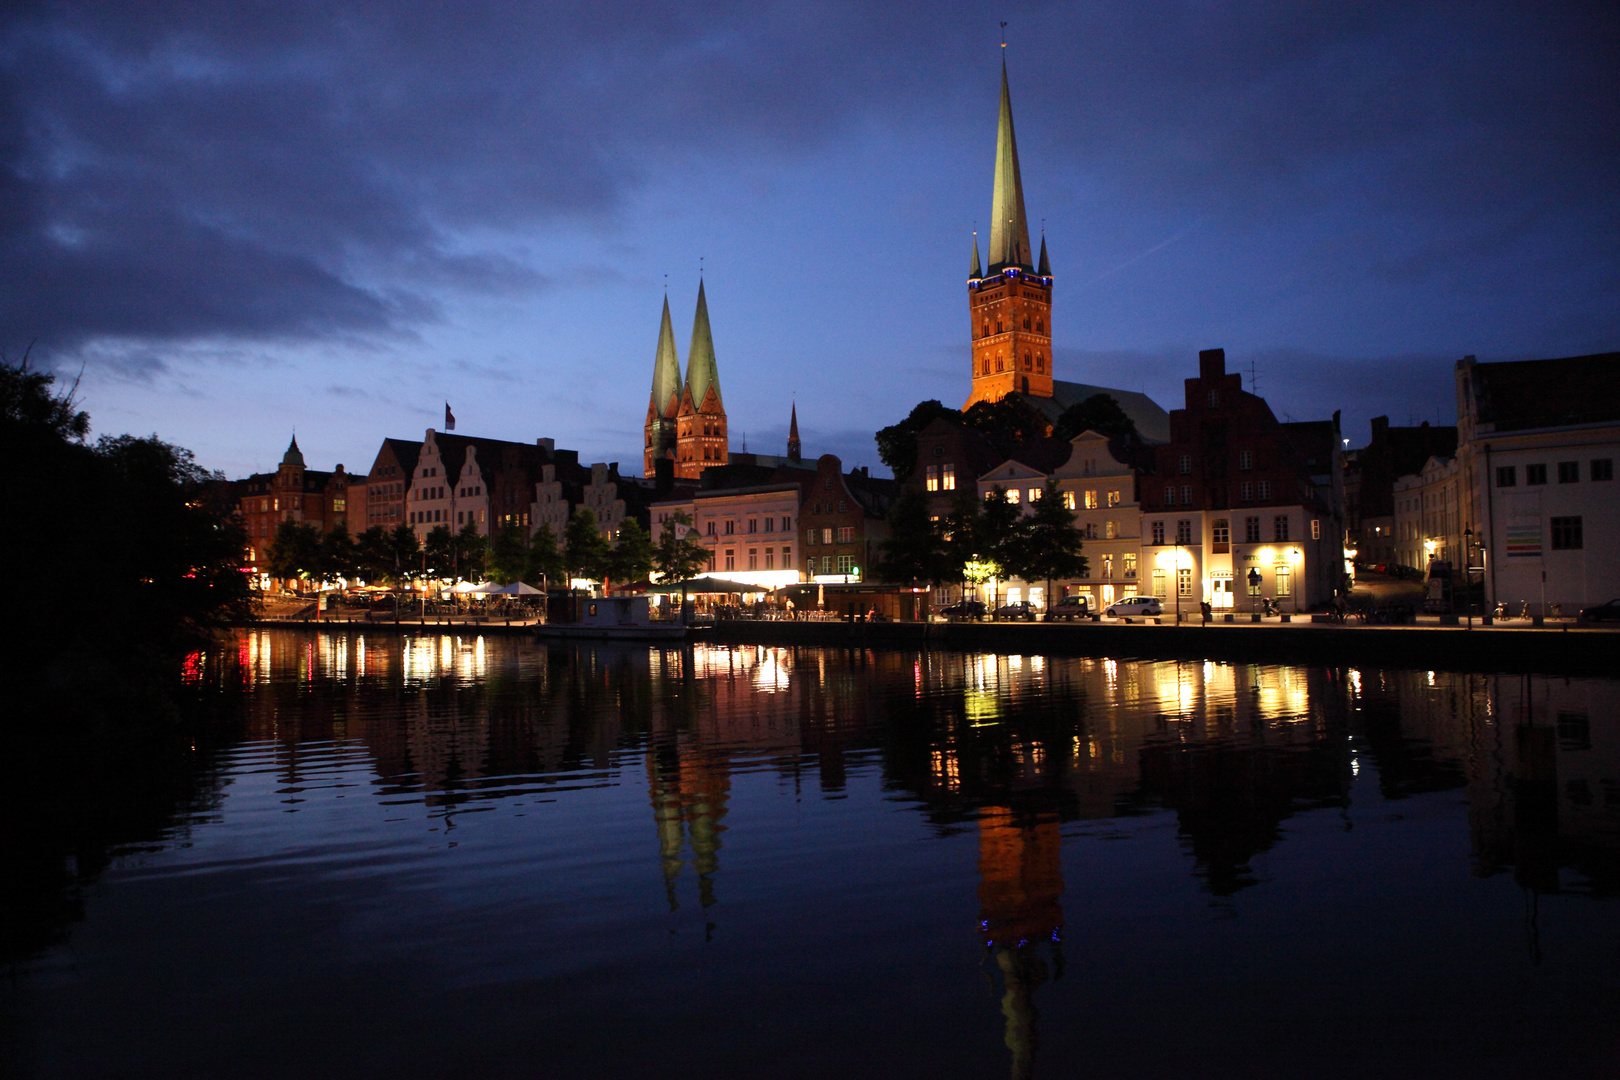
445;402;456;431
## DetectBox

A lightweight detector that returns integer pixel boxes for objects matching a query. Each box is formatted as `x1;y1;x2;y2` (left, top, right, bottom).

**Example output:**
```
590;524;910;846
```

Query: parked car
939;599;986;620
1579;598;1620;623
993;600;1036;621
1047;596;1091;621
1104;596;1163;618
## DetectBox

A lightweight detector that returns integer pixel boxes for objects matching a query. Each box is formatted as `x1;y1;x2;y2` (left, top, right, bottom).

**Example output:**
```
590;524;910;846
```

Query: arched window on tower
995;355;1004;373
1023;352;1032;371
1023;316;1031;330
1036;354;1045;373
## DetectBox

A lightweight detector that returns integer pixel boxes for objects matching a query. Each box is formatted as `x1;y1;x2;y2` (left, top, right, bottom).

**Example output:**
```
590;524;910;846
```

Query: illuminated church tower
644;295;683;477
965;57;1054;410
674;281;728;479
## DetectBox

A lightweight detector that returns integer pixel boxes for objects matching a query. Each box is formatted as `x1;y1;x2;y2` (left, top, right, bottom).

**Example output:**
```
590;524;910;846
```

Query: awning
644;576;760;595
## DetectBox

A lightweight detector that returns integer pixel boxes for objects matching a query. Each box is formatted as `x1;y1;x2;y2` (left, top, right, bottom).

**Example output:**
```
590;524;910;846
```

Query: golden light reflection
752;648;791;693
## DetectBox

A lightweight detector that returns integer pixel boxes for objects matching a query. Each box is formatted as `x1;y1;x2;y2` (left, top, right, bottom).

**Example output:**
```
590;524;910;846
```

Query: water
5;630;1618;1078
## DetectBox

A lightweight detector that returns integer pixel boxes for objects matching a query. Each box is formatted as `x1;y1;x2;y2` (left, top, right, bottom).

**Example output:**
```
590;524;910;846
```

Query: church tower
965;57;1054;410
644;295;682;477
787;400;802;462
674;281;728;479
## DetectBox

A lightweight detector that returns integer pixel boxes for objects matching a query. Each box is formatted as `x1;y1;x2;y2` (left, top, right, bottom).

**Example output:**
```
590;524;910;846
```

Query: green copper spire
684;280;722;410
650;294;681;417
970;232;983;279
987;58;1034;272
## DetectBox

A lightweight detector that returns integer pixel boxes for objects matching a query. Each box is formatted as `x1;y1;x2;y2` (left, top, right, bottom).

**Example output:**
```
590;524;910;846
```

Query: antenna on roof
1247;360;1260;395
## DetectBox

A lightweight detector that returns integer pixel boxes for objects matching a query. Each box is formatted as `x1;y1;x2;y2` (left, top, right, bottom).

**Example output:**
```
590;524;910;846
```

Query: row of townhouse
649;453;897;588
1390;353;1619;615
237;426;663;584
942;348;1345;614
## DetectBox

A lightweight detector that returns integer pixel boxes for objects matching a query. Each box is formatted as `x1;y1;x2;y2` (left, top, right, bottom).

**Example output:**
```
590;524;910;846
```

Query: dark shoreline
237;618;1620;677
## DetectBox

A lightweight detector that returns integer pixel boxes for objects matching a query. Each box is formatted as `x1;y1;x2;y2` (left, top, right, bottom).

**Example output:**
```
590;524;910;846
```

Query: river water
4;629;1618;1078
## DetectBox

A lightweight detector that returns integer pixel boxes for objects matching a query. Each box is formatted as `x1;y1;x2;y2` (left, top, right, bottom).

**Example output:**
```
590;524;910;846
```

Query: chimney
1198;348;1226;383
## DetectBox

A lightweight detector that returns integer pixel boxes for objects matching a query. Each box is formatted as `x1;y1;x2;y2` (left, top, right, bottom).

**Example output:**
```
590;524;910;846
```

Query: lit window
1007;489;1020;504
1084;490;1098;509
1311;519;1321;540
1275;565;1291;597
1028;487;1040;504
1107;490;1120;507
1178;567;1193;597
942;464;956;490
1062;491;1076;510
837;526;855;542
822;527;833;544
1124;554;1137;578
1102;555;1113;579
1105;520;1116;539
926;464;939;491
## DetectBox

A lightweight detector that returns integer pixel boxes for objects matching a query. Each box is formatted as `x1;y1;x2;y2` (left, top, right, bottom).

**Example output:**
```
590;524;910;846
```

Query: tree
1022;479;1088;610
876;488;946;585
526;524;566;589
979;485;1026;608
874;399;960;482
422;524;455;579
1053;393;1137;443
652;511;711;624
354;525;393;584
939;488;984;588
486;522;529;585
608;519;655;587
267;519;321;586
963;397;1048;460
452;520;486;582
386;524;421;584
563;508;611;585
653;511;710;583
317;523;355;586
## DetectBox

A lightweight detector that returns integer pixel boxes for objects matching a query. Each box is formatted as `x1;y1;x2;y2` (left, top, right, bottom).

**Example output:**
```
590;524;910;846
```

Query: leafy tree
979;485;1027;607
453;520;486;582
1053;393;1138;443
963;397;1047;460
353;526;392;584
652;511;711;624
1022;479;1088;609
875;399;960;482
563;508;611;584
608;519;655;586
0;349;89;441
526;523;566;588
939;488;984;587
267;519;322;585
317;523;355;585
422;524;455;578
386;524;421;583
876;488;946;585
653;511;710;583
486;522;530;585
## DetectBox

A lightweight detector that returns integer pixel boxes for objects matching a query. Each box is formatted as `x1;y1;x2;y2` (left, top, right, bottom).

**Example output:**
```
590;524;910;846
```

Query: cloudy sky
4;2;1616;478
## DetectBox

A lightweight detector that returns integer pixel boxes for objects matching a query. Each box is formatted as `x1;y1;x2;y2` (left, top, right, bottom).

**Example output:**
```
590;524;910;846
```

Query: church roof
1012;381;1173;445
684;280;722;410
650;295;682;417
987;60;1034;273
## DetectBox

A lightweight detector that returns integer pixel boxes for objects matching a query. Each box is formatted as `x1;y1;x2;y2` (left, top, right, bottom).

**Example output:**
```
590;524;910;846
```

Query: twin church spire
645;281;728;479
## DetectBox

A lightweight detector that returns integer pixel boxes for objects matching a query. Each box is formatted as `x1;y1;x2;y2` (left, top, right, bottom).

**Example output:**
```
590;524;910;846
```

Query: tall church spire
684;279;722;411
970;232;983;279
787;399;801;462
651;295;681;418
644;294;684;477
674;280;728;479
987;59;1034;273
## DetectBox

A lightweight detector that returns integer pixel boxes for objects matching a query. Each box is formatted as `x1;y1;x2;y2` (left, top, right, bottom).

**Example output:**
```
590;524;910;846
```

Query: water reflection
8;631;1619;1078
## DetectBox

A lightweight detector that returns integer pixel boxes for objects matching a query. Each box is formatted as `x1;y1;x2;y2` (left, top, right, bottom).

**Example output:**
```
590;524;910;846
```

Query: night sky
4;3;1616;479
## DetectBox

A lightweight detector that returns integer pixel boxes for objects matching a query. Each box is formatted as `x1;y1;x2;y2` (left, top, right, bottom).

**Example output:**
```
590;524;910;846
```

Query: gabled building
357;437;421;533
235;435;350;575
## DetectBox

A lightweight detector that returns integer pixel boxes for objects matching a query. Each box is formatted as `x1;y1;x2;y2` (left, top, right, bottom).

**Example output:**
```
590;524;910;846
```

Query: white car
1104;596;1163;618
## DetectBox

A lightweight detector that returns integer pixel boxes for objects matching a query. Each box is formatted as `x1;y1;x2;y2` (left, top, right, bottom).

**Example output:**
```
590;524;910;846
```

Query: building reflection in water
121;631;1620;1076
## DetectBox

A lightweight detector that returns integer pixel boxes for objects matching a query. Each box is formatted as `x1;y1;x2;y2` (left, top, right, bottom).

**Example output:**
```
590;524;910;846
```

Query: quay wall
240;617;1620;676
